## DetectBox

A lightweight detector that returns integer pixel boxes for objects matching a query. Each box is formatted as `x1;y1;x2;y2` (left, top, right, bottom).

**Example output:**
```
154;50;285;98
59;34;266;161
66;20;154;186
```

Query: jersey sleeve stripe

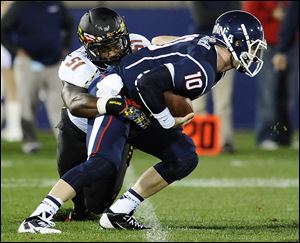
82;69;99;88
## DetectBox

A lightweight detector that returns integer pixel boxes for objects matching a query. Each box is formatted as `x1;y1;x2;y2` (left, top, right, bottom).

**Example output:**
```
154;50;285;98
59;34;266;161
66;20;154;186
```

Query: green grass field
1;130;299;242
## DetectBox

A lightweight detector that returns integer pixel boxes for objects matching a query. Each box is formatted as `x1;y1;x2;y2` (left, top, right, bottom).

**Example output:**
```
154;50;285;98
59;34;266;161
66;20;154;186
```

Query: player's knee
154;152;199;183
61;156;117;193
174;152;199;180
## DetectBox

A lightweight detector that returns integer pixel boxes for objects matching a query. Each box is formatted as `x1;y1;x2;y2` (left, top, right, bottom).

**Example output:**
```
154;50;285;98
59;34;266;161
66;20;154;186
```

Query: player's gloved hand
173;113;194;128
105;97;128;114
99;97;151;129
122;105;151;129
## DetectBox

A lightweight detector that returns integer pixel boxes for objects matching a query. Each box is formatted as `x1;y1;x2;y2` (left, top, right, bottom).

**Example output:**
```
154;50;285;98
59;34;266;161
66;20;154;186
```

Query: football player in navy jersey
18;10;267;233
96;10;267;229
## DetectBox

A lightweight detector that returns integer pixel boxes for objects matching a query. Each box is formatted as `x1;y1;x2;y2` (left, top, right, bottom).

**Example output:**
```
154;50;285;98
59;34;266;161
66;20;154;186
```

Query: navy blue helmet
212;10;267;77
77;7;131;66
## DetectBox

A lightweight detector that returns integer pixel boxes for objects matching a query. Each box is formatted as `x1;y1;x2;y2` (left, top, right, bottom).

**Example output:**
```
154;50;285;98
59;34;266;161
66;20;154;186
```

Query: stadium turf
1;130;299;242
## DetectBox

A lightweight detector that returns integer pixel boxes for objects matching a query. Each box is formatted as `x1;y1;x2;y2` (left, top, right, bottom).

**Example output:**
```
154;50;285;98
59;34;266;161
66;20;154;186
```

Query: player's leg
18;115;129;233
255;46;278;149
212;69;235;153
1;44;22;142
14;55;41;153
274;44;298;146
43;63;64;139
57;107;134;219
100;122;198;229
83;143;132;214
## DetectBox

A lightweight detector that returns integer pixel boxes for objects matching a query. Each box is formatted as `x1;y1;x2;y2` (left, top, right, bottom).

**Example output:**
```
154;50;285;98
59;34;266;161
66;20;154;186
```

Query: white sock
5;101;22;135
30;195;63;219
109;188;144;214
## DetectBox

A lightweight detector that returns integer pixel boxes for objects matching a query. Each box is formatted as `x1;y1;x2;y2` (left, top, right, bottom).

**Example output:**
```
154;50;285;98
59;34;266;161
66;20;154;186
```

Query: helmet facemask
221;24;267;77
85;34;130;65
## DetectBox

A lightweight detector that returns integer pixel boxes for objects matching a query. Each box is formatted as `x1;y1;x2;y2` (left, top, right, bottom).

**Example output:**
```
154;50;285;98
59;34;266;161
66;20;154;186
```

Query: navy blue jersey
81;35;202;188
113;34;224;101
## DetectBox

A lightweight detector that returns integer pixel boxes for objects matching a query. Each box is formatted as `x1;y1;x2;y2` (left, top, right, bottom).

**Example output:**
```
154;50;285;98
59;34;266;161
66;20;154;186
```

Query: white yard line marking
124;167;168;242
2;178;298;189
1;178;57;188
230;160;246;167
229;159;288;167
1;160;13;167
172;178;299;188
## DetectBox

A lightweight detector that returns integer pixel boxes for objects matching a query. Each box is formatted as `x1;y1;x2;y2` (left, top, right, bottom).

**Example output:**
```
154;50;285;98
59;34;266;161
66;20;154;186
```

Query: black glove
105;97;127;114
106;97;151;129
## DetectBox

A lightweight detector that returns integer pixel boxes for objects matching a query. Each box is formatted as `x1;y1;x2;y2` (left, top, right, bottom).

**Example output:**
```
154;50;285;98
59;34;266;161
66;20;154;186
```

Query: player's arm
136;65;193;129
62;77;138;123
95;74;151;129
61;81;98;118
151;36;179;45
61;79;133;120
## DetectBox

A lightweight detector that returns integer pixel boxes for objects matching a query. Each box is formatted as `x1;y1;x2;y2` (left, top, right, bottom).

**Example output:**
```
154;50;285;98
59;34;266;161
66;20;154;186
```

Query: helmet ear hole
234;39;241;47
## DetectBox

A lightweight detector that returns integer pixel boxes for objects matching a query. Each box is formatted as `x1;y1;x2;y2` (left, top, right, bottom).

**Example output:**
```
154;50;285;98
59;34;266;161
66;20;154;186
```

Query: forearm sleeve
135;65;173;114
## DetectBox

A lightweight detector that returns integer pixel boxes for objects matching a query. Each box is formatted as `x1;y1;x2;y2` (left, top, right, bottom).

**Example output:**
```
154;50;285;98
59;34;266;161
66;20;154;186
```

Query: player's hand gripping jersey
58;33;151;132
94;34;225;128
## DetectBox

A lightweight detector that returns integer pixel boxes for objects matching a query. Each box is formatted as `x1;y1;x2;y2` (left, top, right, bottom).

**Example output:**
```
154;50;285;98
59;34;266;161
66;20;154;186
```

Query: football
164;91;193;117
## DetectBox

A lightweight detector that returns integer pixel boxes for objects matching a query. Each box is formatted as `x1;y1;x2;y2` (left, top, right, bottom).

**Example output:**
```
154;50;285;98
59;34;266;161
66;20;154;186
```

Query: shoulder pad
129;33;151;51
58;47;99;88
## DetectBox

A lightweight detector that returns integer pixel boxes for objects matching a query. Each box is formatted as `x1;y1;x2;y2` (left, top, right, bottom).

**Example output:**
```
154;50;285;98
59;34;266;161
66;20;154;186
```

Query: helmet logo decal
227;35;234;43
213;23;234;43
212;23;228;37
83;33;102;42
118;21;126;32
95;24;110;32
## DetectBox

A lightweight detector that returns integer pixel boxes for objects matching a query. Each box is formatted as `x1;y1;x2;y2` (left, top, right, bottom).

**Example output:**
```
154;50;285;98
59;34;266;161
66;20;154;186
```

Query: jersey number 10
185;71;203;90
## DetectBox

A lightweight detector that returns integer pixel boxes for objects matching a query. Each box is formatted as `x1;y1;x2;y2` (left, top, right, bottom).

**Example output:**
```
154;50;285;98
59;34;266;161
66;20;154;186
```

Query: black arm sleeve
135;65;173;114
277;1;299;53
1;2;22;55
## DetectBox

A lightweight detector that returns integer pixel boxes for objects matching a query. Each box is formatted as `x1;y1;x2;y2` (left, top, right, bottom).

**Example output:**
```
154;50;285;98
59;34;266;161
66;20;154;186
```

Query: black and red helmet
78;7;131;66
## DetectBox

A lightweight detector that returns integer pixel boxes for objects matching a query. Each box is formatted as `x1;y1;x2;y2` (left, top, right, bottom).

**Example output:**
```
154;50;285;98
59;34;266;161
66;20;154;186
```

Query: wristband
96;96;111;115
153;107;175;129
